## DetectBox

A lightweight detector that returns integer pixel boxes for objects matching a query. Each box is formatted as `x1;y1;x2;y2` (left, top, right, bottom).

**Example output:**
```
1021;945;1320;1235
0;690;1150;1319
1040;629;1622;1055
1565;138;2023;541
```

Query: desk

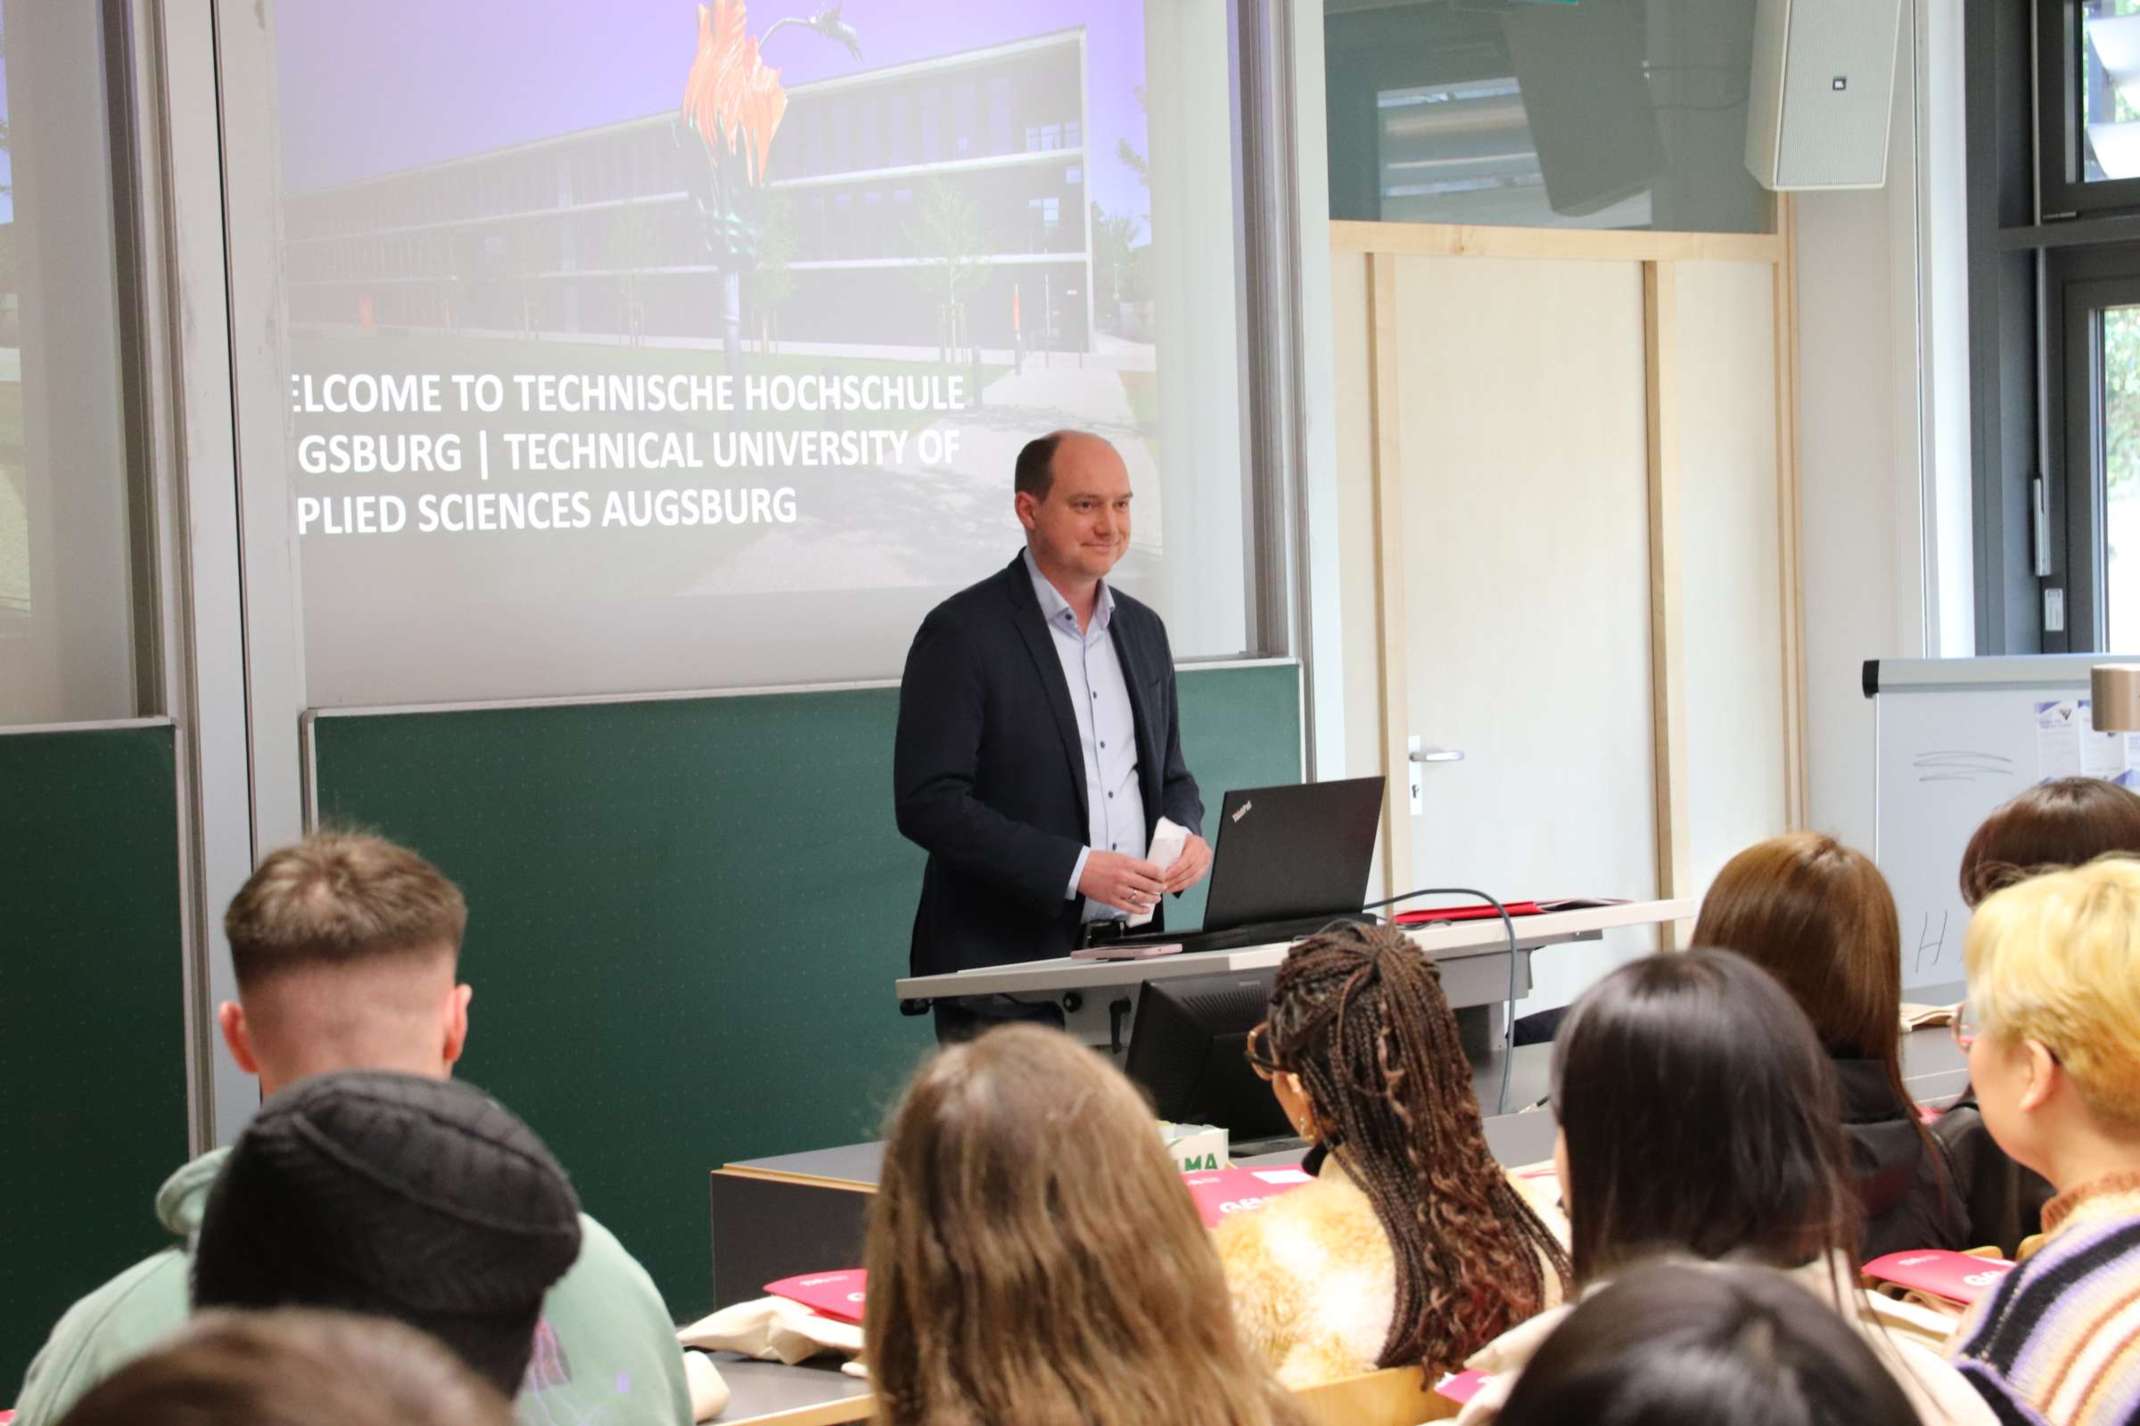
704;988;1972;1423
710;1357;871;1426
893;899;1695;1049
710;1043;1560;1309
710;1002;1970;1305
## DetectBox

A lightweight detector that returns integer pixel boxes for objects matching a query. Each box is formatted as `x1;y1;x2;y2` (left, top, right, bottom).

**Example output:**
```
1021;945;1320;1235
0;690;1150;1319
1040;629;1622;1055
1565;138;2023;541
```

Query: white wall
1797;0;1969;851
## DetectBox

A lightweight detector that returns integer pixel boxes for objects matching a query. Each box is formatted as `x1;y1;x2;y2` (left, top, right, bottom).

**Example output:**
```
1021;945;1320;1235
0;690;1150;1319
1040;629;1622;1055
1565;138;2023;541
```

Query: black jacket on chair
894;552;1205;978
1835;1057;1971;1259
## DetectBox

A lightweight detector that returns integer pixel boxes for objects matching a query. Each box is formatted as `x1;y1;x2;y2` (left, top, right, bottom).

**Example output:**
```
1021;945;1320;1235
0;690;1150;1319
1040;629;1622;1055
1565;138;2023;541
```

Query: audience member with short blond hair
1936;781;2140;1254
55;1309;512;1426
1948;859;2140;1425
864;1024;1309;1426
12;831;702;1426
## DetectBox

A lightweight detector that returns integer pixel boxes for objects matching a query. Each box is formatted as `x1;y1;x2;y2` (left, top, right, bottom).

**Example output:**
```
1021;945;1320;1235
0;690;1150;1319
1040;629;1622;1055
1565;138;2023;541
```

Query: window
1971;2;2140;650
2040;245;2140;647
1326;0;1771;232
2041;1;2140;216
0;5;151;725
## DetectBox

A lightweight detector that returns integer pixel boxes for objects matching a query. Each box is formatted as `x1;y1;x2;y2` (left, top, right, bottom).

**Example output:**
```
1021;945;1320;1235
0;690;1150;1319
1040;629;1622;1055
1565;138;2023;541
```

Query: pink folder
1861;1250;2015;1306
1180;1165;1315;1228
764;1269;868;1323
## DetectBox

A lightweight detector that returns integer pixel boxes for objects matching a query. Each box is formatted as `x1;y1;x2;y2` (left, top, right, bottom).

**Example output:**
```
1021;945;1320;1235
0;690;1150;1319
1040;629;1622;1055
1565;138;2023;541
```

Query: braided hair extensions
1261;922;1572;1373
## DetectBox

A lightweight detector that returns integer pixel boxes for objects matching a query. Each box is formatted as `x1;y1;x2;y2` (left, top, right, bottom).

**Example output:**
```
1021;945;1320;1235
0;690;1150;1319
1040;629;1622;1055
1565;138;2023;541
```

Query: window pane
0;5;143;726
2104;304;2140;646
2082;1;2140;181
272;0;1252;705
1326;0;1772;233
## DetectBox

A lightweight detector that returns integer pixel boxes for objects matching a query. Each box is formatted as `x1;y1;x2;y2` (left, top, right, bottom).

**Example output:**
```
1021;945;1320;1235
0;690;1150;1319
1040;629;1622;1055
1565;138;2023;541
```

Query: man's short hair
1966;856;2140;1131
224;831;467;991
1014;431;1071;500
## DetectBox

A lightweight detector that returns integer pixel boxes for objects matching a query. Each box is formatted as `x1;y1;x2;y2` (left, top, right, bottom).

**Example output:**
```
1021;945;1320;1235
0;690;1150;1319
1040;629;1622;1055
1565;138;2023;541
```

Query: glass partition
0;2;145;725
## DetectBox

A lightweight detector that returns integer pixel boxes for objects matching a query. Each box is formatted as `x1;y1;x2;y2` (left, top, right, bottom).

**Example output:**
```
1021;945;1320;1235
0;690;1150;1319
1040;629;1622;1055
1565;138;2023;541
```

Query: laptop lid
1199;777;1385;934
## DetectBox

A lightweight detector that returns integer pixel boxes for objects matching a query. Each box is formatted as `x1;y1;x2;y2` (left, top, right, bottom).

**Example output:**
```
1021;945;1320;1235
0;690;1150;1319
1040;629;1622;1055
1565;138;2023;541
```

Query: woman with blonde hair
1947;858;2140;1425
864;1024;1309;1426
1693;833;1966;1258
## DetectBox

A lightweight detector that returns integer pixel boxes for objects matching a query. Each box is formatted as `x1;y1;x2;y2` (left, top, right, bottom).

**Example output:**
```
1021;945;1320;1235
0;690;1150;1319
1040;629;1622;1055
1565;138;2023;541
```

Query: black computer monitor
1122;970;1295;1143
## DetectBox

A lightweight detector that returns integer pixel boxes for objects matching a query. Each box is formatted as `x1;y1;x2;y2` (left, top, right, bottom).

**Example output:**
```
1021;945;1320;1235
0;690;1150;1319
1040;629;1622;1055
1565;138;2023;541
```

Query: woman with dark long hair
1495;1262;1921;1426
1692;833;1967;1258
863;1024;1309;1426
1454;950;1994;1426
1217;921;1570;1387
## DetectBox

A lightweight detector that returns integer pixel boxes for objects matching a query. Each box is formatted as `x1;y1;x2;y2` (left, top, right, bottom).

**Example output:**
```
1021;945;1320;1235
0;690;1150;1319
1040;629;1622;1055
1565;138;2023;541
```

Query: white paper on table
1129;816;1192;928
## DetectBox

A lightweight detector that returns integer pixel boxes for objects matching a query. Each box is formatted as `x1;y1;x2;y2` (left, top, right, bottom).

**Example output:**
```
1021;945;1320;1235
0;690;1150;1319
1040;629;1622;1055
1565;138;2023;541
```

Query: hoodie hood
155;1147;231;1240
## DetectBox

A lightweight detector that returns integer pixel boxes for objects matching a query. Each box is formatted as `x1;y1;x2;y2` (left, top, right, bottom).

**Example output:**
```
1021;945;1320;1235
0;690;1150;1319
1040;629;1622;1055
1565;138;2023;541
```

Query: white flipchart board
1871;654;2138;990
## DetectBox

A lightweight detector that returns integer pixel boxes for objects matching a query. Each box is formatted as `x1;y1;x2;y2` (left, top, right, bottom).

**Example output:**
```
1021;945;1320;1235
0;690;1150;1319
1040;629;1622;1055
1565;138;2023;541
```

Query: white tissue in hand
1130;817;1192;928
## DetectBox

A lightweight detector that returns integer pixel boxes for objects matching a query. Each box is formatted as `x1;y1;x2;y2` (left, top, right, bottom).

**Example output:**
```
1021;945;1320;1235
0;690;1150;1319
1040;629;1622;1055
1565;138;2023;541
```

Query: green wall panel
1;725;187;1393
310;662;1301;1320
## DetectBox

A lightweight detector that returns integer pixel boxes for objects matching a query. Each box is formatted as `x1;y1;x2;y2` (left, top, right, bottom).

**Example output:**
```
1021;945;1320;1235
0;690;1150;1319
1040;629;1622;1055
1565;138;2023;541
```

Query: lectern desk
893;898;1695;1051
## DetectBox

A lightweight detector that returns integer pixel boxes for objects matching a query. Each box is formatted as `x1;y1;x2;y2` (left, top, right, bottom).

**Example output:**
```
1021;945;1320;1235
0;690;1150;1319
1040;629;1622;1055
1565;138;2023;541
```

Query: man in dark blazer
894;430;1210;1041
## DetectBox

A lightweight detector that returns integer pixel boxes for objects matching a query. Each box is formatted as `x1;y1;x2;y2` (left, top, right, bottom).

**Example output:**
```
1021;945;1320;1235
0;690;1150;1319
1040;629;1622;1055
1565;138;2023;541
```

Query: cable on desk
1362;887;1523;1115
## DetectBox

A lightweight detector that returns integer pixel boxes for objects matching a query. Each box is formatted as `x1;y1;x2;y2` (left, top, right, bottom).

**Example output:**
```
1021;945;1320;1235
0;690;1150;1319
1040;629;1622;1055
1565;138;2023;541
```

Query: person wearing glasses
1936;780;2140;1254
1218;922;1570;1388
1945;859;2140;1426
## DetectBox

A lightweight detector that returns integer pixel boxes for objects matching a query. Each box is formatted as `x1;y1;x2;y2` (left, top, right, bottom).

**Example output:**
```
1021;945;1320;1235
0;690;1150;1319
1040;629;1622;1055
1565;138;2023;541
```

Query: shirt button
1100;740;1106;748
1107;792;1114;799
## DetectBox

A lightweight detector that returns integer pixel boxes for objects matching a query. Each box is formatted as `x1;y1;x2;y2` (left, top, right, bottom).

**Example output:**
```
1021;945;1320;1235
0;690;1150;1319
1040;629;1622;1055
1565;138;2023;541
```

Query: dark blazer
894;552;1205;977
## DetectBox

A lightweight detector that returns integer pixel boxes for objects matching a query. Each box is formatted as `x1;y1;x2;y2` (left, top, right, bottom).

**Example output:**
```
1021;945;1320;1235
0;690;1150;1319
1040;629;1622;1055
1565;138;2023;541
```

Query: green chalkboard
309;661;1300;1321
1;724;187;1392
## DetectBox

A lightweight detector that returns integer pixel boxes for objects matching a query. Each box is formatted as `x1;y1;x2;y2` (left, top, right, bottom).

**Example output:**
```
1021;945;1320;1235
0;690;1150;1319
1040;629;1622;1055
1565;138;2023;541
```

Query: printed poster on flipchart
2032;699;2140;784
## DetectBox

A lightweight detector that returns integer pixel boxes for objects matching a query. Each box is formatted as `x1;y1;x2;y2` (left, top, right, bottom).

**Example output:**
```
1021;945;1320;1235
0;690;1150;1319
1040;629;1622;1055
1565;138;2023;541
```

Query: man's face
1017;436;1133;581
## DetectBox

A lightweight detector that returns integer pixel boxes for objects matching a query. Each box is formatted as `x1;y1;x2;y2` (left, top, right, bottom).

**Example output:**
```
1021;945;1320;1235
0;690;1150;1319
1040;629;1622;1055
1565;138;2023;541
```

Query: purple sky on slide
273;0;1152;223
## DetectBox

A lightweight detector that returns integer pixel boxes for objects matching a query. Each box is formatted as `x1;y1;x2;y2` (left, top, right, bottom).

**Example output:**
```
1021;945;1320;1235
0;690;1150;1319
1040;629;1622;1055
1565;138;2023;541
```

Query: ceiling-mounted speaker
1746;0;1905;191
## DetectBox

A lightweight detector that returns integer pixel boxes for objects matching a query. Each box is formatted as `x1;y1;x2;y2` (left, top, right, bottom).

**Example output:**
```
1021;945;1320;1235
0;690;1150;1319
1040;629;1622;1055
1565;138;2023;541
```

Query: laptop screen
1200;777;1385;934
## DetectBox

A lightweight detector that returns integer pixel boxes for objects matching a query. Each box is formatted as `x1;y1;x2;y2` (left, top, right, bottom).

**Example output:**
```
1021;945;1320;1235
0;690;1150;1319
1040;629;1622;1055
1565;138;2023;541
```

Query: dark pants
931;993;1066;1044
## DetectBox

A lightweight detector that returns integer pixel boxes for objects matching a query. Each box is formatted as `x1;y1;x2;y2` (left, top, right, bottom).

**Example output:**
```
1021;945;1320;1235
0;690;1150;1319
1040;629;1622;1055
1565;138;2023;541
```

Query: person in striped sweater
1948;856;2140;1426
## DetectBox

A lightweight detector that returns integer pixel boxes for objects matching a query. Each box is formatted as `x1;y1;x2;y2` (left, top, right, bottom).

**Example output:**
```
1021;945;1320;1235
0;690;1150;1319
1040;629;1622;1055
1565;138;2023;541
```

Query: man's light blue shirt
1024;547;1146;921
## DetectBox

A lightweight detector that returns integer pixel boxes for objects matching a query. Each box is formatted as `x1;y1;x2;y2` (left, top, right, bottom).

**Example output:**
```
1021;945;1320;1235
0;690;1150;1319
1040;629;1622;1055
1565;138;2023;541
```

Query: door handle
1409;746;1466;764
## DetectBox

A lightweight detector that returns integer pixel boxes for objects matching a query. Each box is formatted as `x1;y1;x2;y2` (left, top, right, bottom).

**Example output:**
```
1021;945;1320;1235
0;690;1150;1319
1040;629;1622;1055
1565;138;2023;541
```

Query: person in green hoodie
11;832;706;1426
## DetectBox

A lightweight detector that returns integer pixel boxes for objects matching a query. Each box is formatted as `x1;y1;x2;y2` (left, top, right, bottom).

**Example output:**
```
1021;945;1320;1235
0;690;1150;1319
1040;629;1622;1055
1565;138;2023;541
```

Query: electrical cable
1361;886;1523;1114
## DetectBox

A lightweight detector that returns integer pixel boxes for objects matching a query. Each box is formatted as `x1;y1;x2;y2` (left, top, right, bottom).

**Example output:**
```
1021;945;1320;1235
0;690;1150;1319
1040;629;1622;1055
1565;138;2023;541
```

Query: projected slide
274;0;1240;704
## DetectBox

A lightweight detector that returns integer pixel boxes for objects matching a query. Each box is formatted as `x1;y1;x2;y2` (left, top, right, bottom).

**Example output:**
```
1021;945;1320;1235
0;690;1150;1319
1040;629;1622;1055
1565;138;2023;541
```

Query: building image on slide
284;29;1100;359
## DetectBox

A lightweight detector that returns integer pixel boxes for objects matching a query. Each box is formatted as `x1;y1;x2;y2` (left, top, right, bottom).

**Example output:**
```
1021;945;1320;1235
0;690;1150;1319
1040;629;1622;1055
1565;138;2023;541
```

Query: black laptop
1112;776;1385;954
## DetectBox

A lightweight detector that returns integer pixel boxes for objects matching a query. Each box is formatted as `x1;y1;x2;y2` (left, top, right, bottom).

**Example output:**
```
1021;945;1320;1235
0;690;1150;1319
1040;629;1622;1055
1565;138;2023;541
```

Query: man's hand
1078;851;1167;916
1162;834;1213;895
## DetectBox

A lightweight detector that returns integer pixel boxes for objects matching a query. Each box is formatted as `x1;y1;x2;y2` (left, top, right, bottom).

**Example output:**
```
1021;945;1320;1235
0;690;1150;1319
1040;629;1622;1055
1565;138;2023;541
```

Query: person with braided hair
1215;921;1571;1388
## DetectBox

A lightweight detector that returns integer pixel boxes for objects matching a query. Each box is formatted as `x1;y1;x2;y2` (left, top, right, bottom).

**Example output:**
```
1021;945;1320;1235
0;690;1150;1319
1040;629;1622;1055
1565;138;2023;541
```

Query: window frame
2037;0;2140;220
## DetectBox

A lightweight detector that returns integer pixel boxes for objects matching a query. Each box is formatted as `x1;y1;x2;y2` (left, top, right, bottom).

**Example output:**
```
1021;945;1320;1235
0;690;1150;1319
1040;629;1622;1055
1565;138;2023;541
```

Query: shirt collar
1023;546;1113;633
